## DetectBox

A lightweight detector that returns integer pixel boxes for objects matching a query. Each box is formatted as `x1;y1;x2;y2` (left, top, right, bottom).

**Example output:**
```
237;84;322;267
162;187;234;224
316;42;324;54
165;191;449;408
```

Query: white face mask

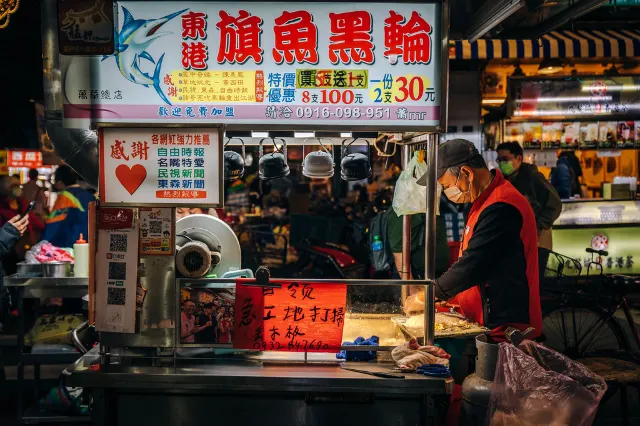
444;173;470;204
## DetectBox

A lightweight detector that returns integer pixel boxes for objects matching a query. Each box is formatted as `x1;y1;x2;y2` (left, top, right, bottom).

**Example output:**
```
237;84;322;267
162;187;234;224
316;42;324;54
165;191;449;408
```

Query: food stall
28;1;471;424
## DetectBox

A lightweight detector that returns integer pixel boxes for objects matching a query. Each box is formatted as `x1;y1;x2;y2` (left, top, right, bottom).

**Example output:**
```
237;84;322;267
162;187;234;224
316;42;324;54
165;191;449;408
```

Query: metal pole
401;145;411;302
424;134;438;345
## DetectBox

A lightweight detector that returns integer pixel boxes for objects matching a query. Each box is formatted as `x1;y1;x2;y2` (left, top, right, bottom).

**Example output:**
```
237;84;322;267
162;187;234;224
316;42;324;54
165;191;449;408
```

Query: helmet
302;138;334;179
223;137;246;181
258;138;290;180
340;138;372;181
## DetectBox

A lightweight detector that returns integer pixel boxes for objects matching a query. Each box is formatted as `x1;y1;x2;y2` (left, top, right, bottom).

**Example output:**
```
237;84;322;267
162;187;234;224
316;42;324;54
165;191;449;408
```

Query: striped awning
449;29;640;60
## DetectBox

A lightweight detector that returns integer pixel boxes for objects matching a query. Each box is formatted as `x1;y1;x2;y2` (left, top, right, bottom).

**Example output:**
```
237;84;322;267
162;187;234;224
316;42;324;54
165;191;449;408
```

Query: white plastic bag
392;153;428;216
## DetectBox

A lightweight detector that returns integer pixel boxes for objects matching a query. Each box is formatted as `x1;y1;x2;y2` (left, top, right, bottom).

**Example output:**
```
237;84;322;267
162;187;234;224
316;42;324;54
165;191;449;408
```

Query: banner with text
62;1;443;129
234;280;347;353
99;127;222;206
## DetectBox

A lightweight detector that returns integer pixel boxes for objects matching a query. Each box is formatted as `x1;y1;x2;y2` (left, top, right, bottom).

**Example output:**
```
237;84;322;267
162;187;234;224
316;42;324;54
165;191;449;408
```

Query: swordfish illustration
102;6;187;105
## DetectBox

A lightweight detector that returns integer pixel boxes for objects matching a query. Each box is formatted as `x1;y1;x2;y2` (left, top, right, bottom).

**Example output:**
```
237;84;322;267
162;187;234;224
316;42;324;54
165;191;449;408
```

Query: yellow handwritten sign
170;70;261;103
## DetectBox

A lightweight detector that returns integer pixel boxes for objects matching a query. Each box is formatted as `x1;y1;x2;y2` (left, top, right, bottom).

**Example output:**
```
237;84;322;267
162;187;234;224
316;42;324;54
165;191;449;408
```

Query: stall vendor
408;139;542;337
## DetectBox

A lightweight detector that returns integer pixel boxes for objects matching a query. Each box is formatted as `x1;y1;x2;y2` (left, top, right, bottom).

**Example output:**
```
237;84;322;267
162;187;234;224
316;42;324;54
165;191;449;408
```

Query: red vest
451;170;543;338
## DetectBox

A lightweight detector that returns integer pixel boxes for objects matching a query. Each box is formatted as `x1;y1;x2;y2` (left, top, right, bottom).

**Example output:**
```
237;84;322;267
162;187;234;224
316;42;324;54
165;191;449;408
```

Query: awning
449;29;640;60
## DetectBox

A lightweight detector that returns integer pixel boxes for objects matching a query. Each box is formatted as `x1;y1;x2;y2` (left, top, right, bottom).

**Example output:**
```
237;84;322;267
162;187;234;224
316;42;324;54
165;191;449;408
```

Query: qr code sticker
149;220;162;235
107;287;126;305
109;233;128;252
108;262;126;280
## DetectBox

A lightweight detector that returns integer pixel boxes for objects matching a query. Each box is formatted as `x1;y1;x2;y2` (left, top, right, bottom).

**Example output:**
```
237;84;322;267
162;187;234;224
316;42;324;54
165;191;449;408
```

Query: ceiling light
340;132;352;138
537;58;564;75
251;131;268;138
294;132;314;138
482;99;506;105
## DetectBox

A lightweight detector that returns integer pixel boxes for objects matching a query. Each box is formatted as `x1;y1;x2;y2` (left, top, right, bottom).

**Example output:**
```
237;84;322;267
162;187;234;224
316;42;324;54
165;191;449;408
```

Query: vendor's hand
8;215;28;236
205;321;212;327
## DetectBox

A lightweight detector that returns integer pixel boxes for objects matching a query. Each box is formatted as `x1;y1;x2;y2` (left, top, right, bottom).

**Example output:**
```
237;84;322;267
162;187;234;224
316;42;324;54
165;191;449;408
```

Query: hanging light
340;138;372;181
537;58;564;75
0;0;19;29
302;138;334;179
223;137;245;181
258;138;290;180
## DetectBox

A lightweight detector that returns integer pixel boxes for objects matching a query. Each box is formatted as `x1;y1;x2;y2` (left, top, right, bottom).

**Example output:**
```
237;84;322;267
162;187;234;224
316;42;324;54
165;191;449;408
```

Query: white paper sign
95;208;139;333
99;127;222;206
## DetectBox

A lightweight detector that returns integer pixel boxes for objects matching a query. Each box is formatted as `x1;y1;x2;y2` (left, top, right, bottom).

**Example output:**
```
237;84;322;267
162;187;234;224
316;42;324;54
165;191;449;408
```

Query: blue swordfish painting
102;6;188;105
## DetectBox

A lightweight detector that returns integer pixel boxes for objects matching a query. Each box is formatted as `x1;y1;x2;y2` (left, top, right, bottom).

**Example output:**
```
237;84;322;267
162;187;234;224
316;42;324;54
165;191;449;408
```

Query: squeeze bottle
74;234;89;278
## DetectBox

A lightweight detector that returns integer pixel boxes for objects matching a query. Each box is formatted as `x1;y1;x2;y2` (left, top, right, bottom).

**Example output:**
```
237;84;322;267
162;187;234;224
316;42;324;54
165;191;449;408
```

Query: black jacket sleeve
435;203;522;300
0;222;20;258
532;171;562;230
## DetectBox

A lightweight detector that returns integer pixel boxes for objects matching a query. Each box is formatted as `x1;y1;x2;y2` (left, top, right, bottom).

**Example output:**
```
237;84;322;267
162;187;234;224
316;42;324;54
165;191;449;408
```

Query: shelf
21;352;83;366
3;275;88;299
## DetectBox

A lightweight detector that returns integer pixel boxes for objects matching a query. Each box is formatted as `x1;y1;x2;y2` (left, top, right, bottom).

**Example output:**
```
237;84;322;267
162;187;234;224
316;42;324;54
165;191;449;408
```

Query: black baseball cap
417;139;481;186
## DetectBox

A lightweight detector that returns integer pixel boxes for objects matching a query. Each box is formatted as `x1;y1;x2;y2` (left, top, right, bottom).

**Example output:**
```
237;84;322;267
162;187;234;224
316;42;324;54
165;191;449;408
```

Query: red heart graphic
115;164;147;195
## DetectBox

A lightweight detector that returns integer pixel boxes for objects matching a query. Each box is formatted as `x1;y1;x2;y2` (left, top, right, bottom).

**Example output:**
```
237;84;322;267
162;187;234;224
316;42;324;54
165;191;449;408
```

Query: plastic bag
392;153;428;216
25;240;50;264
487;340;607;426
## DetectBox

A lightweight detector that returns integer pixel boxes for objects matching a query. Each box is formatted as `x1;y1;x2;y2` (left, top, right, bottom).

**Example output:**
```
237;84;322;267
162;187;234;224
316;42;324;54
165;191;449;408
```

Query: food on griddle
404;313;482;337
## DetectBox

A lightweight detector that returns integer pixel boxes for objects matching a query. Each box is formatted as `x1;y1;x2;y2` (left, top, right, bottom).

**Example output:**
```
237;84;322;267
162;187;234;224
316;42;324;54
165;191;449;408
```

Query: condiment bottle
73;234;89;278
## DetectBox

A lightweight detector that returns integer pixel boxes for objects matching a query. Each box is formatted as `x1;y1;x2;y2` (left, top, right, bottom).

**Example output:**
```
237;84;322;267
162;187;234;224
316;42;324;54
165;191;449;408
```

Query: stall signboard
95;208;139;333
139;207;174;255
99;127;223;207
234;280;347;352
508;76;640;121
57;0;116;55
62;1;445;130
7;150;43;169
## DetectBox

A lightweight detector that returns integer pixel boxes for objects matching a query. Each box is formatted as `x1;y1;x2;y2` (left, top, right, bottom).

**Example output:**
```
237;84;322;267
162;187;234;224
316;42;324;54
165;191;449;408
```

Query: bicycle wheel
542;301;630;359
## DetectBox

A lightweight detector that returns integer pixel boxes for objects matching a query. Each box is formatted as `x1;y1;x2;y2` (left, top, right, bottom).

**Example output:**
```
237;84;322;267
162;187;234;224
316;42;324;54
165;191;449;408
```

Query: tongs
341;366;405;379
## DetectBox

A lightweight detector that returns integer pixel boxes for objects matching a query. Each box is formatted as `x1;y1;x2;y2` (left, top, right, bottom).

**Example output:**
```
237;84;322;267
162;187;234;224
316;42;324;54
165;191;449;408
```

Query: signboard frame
98;125;224;208
63;0;450;132
507;75;640;122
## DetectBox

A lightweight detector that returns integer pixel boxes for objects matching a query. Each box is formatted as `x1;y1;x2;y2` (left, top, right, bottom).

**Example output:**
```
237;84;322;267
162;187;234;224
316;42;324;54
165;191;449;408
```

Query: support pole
401;144;411;302
424;135;438;345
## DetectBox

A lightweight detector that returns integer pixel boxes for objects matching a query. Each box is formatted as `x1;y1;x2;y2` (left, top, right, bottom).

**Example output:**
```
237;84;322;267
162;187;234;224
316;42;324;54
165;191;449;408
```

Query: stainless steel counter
65;347;453;426
4;274;88;298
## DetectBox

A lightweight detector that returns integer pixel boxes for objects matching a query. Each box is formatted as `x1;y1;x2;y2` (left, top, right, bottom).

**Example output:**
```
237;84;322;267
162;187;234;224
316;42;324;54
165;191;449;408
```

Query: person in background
387;208;450;281
0;214;29;331
21;169;48;221
559;151;583;197
217;312;232;344
550;154;573;200
0;176;45;259
176;207;218;220
195;303;217;344
42;165;96;248
180;299;198;343
496;142;562;280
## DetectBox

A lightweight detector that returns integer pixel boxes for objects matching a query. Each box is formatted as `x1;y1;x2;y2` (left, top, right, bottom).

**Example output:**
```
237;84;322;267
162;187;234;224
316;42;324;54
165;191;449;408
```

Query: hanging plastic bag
487;340;607;426
392;152;428;216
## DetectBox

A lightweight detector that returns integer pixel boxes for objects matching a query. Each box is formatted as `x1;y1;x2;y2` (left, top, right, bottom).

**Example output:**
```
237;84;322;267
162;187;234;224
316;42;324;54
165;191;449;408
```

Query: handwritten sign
99;128;222;206
234;280;347;353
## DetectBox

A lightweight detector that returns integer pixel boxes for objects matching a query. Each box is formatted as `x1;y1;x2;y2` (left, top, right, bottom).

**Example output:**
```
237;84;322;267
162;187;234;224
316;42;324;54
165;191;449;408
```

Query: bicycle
541;248;640;360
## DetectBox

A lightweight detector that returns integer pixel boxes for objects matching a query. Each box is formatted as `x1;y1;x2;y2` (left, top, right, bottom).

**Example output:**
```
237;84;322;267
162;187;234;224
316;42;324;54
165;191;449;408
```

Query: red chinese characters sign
7;150;43;168
65;2;444;130
99;128;222;206
234;280;347;353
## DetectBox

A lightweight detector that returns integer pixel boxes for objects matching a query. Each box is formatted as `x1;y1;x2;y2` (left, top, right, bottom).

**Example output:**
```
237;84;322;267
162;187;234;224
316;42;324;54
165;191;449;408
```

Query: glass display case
552;199;640;275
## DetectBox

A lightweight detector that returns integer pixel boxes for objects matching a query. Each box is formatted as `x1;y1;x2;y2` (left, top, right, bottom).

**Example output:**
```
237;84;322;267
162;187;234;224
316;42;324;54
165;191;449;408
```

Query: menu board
505;120;640;150
61;1;445;130
234;280;347;352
